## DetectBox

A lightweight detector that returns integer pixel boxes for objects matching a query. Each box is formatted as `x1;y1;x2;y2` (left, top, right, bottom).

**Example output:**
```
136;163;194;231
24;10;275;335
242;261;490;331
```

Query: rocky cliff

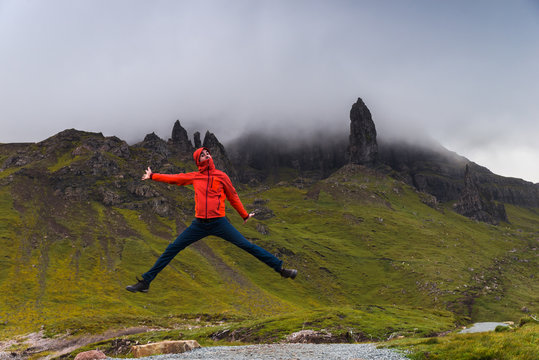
3;97;537;221
377;138;468;202
226;96;539;216
0;122;236;220
453;165;508;224
377;138;539;209
227;131;348;183
133;122;234;174
228;97;378;183
1;117;538;345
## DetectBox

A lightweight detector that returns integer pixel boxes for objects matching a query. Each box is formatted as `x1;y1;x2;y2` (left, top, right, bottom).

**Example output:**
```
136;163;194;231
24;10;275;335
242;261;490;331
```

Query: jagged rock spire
348;97;378;165
169;120;194;156
202;131;237;180
193;131;201;149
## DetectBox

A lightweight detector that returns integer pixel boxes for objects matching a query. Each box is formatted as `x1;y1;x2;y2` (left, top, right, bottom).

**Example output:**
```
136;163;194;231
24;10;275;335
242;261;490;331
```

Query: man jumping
126;147;297;293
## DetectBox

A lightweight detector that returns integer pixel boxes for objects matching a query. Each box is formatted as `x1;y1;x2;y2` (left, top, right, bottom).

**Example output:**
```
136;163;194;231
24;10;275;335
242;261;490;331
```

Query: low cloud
1;1;538;182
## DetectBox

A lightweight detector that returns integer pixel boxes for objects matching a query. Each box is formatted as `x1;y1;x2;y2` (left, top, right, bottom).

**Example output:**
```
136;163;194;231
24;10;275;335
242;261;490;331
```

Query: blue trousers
142;217;283;283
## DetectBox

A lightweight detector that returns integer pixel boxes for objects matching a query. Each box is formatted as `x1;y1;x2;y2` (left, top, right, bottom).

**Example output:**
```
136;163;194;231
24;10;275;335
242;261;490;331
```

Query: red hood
193;147;215;172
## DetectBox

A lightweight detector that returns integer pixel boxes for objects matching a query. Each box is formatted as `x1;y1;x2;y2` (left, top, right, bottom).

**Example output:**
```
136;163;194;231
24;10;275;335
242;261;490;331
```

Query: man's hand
141;167;152;180
243;212;256;224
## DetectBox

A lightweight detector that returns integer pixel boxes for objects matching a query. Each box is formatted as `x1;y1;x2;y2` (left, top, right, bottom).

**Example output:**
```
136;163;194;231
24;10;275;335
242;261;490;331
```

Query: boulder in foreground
74;350;107;360
131;340;201;357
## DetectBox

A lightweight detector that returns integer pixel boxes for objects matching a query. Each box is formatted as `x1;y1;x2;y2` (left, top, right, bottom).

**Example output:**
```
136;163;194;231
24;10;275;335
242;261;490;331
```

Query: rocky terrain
0;97;537;359
2;97;536;225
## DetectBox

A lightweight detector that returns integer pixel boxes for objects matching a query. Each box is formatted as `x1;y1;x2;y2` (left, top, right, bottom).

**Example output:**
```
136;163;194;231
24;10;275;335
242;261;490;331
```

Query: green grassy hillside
0;133;537;347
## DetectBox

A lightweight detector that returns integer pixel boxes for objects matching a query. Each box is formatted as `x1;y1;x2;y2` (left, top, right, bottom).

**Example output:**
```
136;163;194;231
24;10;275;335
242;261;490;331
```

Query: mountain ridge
0;101;537;359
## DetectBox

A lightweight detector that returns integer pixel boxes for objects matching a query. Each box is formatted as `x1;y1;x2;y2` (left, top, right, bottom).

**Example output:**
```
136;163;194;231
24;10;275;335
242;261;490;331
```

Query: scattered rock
129;183;160;198
131;340;200;358
248;200;274;220
88;152;120;177
419;192;440;209
139;132;170;159
74;350;107;360
284;329;368;343
1;153;37;170
71;145;93;156
150;197;171;217
252;207;274;220
286;330;335;344
99;187;121;206
387;332;405;340
256;223;270;235
306;187;321;200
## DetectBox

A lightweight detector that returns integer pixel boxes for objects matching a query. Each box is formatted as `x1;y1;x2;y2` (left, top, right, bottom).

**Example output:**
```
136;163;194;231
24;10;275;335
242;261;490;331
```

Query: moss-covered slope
0;131;537;340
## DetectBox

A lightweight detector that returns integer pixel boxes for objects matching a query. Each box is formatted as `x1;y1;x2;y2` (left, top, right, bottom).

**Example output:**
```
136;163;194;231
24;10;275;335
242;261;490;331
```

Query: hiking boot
126;277;149;293
280;268;298;279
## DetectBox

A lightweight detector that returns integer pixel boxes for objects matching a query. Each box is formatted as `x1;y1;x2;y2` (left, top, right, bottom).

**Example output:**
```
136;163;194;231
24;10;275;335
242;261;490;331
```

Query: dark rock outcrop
81;135;130;159
377;139;468;202
470;164;539;208
193;131;202;149
168;120;194;157
377;138;539;208
348;98;378;165
453;165;508;224
139;132;169;158
228;97;380;182
202;131;238;180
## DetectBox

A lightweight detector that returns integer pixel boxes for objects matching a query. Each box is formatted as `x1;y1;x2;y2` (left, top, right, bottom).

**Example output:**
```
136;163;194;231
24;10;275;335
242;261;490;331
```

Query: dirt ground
0;327;152;359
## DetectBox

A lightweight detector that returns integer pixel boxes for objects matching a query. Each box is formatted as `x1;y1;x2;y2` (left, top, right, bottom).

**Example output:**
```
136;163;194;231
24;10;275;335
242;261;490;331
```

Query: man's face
199;149;211;162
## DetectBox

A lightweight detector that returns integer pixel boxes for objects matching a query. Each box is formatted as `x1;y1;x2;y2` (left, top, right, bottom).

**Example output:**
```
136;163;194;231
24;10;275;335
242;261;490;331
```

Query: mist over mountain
223;98;539;221
6;95;536;224
226;129;349;183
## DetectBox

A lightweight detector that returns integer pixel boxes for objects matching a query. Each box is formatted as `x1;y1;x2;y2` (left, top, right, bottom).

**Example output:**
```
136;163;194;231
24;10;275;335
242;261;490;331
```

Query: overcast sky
1;0;538;183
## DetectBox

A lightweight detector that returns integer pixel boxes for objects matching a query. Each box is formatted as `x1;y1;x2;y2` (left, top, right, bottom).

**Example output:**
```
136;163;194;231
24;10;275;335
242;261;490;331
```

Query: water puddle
459;322;510;334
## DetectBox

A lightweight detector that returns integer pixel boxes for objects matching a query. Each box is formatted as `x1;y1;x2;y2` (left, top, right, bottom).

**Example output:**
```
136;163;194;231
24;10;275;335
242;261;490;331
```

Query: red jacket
150;147;249;220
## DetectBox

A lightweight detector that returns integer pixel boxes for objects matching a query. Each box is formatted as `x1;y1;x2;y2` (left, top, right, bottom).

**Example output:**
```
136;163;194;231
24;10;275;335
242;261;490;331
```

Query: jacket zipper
205;170;210;218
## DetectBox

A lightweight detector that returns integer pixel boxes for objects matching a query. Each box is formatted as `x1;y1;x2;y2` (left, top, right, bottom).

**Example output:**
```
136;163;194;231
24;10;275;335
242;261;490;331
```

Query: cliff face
0;122;242;222
377;138;539;209
5;98;534;222
227;96;539;214
377;139;468;202
227;131;348;183
470;164;539;208
228;98;376;182
453;165;508;224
